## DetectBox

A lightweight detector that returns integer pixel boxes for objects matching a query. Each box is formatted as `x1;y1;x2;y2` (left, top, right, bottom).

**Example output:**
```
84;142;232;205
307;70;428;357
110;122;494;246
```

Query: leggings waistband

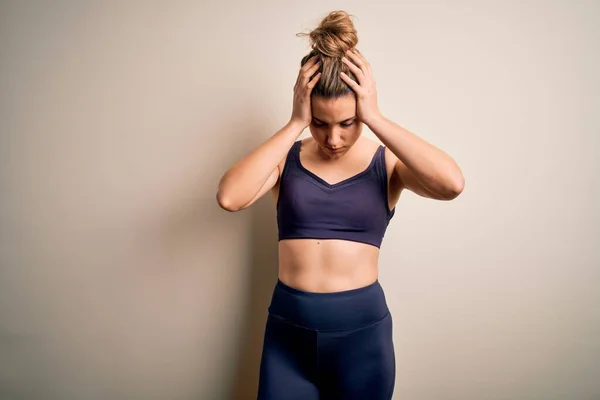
267;278;390;331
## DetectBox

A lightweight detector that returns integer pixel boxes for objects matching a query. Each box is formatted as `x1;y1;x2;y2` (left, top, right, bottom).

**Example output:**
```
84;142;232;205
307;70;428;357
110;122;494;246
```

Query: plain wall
1;1;598;399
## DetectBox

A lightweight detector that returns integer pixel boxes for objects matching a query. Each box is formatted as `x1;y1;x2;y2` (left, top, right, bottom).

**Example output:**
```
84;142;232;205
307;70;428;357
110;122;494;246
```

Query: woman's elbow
216;191;242;212
444;174;465;200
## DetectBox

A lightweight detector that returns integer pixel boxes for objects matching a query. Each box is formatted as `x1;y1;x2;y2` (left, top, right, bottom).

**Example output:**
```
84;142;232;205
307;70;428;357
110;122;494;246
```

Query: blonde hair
296;10;359;99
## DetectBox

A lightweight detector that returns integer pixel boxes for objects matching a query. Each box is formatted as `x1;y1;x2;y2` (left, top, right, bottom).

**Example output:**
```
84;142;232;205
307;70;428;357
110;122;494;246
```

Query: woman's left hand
340;48;382;126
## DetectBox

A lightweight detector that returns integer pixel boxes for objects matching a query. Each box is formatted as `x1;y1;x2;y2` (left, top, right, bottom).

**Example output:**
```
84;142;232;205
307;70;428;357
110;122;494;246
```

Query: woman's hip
267;277;390;332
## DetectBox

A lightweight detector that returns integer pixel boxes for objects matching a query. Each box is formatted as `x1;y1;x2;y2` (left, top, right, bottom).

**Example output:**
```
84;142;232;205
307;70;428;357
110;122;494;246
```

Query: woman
217;10;464;400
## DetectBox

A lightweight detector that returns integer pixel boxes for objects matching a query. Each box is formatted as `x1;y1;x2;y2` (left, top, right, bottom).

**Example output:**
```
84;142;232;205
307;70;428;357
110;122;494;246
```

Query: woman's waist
278;252;378;293
278;238;379;288
272;240;386;331
277;265;379;294
267;277;389;331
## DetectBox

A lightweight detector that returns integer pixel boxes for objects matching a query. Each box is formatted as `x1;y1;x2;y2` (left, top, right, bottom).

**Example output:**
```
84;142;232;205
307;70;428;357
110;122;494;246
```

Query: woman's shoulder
355;136;384;157
360;137;398;179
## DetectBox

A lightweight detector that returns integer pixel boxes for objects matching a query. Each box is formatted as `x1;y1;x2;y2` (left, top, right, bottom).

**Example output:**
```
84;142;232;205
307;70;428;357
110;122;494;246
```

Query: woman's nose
327;131;343;148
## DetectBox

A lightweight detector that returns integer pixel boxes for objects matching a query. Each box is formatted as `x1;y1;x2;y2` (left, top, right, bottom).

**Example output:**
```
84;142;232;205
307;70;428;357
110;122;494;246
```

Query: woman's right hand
290;55;322;128
217;56;321;212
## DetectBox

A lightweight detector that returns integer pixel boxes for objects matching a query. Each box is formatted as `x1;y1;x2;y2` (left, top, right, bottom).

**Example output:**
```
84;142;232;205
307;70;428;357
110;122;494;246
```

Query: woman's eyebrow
313;116;356;124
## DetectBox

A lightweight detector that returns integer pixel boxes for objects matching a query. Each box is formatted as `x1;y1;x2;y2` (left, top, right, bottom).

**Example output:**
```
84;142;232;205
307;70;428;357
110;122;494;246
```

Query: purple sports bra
276;140;395;248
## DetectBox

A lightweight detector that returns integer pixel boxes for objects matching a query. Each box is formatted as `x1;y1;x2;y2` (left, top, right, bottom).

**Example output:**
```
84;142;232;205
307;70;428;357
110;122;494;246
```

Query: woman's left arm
366;114;465;201
340;48;464;201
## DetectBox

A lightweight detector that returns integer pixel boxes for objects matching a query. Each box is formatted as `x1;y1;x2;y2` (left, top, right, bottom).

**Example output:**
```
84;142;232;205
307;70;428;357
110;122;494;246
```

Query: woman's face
309;94;363;158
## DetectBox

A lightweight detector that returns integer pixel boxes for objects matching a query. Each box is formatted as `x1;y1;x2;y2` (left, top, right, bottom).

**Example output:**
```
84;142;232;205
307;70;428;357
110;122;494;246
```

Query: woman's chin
325;147;347;157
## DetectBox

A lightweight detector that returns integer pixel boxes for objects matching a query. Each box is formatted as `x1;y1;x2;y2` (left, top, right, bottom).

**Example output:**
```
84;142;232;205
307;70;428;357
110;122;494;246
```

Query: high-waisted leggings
257;278;396;399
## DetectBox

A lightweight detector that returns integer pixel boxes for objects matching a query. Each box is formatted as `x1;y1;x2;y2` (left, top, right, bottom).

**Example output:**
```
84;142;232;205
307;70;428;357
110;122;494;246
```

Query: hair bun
298;10;358;58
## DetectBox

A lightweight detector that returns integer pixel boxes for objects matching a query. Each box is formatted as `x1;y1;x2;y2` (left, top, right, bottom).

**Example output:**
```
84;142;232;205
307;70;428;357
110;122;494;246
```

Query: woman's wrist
287;118;309;135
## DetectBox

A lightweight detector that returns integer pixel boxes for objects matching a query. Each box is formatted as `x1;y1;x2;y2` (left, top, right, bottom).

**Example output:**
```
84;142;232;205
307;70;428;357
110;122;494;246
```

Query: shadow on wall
146;100;281;398
230;195;279;398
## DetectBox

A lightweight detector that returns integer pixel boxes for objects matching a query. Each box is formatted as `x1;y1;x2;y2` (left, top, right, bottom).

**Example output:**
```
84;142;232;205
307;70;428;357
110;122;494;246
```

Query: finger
339;71;360;92
302;60;321;83
295;55;319;89
341;56;364;84
354;49;374;76
307;72;321;90
296;60;320;90
345;49;368;71
352;48;366;60
352;48;373;75
301;55;320;72
345;49;375;84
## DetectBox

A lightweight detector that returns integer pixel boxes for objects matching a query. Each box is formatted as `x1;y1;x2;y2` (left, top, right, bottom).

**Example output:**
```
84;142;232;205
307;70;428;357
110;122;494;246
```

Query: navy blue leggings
257;278;396;399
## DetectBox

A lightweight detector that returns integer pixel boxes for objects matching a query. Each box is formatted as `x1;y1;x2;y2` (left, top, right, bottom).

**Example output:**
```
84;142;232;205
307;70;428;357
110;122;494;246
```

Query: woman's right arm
216;55;322;212
216;120;306;212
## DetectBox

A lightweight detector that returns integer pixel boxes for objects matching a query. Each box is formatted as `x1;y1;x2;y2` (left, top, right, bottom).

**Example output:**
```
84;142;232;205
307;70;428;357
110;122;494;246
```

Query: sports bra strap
280;141;301;181
374;145;388;196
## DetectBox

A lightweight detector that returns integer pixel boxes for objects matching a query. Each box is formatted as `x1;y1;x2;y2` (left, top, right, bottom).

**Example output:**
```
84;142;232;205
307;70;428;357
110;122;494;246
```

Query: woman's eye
313;122;353;128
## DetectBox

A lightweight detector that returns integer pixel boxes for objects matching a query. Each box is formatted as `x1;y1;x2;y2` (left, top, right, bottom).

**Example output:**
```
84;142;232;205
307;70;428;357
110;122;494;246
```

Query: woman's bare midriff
277;239;380;293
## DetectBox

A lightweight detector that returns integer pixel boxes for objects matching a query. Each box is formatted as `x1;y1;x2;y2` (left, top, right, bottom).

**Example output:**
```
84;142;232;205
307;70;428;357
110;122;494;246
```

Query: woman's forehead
311;96;356;122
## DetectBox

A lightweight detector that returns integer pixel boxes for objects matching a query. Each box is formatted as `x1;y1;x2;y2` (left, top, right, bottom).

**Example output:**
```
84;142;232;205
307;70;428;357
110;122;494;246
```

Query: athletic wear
257;278;396;399
259;140;397;398
276;140;395;248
